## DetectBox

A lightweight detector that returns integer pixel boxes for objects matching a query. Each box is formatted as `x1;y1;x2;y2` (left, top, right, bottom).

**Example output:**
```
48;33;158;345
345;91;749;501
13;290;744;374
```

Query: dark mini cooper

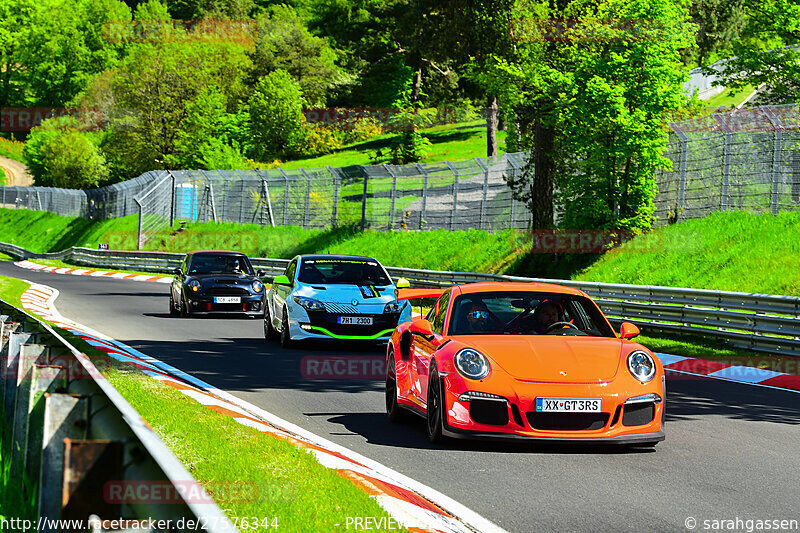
170;251;266;318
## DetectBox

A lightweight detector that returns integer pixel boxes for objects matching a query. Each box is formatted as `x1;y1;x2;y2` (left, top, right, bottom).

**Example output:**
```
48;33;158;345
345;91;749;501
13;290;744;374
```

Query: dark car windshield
448;291;614;337
298;258;390;285
188;254;254;275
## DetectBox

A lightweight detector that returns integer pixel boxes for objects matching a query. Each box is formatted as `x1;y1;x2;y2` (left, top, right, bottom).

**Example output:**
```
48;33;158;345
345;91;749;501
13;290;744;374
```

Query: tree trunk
529;103;555;229
486;94;498;157
410;68;423;109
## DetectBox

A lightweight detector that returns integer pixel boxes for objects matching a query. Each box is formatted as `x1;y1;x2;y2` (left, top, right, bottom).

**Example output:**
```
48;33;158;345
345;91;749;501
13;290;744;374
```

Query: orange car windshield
448;292;614;337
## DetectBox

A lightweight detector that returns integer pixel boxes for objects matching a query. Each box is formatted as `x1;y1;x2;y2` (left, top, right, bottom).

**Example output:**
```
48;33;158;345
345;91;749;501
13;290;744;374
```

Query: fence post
299;168;313;229
208;183;218;222
360;167;369;231
278;169;290;226
445;161;460;230
713;115;732;212
671;124;689;222
474;157;490;230
255;170;275;227
415;163;429;230
765;110;783;215
235;170;249;224
384;164;398;230
135;199;143;250
328;167;339;228
169;172;176;227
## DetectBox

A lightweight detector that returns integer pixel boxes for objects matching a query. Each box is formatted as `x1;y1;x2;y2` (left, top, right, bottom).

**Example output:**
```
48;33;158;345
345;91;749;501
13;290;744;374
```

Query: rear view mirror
409;319;433;336
257;269;266;277
273;274;291;286
620;322;640;339
396;277;411;289
173;267;182;276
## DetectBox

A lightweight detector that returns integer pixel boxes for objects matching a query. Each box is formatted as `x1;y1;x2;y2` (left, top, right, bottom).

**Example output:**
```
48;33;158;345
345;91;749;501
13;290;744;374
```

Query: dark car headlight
252;280;264;293
187;279;201;293
455;348;491;380
383;301;402;313
293;296;325;311
627;350;656;382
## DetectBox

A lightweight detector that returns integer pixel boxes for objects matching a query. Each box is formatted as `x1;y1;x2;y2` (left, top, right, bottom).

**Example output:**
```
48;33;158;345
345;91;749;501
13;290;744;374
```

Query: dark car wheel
386;350;407;423
264;302;278;341
169;292;178;316
180;294;189;318
426;362;445;444
280;307;294;348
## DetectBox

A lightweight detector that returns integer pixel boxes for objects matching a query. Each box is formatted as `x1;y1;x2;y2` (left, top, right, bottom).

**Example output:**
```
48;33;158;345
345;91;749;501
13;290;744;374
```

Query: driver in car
533;300;567;334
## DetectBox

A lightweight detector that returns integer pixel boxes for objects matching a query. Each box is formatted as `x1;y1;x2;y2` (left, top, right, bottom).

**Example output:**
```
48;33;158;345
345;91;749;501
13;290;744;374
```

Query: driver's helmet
229;258;241;272
533;300;564;332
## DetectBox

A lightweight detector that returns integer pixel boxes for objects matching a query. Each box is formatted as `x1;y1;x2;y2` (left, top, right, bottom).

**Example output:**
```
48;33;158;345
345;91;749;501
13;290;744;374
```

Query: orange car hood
458;336;623;383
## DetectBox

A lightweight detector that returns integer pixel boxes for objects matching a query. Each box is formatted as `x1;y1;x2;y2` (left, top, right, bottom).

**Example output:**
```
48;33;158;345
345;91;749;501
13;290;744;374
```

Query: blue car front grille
323;303;359;314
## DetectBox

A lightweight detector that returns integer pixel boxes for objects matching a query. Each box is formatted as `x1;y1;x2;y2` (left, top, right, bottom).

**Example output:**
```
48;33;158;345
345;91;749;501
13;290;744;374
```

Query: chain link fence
2;105;800;246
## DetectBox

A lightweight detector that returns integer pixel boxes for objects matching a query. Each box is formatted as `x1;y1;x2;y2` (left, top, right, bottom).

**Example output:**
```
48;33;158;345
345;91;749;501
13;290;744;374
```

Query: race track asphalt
3;261;799;532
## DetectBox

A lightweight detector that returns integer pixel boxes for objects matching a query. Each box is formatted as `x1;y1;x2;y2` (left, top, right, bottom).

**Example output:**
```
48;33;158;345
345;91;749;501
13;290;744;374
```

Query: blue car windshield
298;258;390;285
188;255;254;275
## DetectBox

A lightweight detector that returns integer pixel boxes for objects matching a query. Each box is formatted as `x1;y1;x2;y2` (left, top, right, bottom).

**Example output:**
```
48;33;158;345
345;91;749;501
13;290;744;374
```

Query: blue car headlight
252;280;264;293
293;296;325;311
384;301;403;313
187;279;201;292
455;348;491;380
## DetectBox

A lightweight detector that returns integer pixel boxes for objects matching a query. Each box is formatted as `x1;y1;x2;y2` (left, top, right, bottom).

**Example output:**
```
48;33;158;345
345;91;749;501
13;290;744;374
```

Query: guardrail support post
12;343;48;475
62;439;123;522
25;363;68;487
3;330;33;424
38;393;88;530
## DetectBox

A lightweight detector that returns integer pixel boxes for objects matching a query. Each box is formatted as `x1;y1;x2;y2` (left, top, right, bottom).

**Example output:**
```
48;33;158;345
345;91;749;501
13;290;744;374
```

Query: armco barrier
0;298;235;531
2;242;799;356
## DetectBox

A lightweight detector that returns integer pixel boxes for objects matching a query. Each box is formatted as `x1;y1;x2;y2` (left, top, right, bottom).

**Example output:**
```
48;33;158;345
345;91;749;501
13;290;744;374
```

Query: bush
301;123;342;156
249;70;307;160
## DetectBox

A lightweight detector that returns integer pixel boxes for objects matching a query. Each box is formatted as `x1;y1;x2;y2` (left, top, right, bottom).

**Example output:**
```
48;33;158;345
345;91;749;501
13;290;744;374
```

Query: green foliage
250;4;341;107
103;42;251;178
248;70;308;160
0;137;25;162
24;116;108;188
714;0;800;104
684;0;747;67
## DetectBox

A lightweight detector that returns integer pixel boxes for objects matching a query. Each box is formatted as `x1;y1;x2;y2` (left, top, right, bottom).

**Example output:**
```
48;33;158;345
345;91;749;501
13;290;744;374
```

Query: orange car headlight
455;348;491;380
627;350;656;382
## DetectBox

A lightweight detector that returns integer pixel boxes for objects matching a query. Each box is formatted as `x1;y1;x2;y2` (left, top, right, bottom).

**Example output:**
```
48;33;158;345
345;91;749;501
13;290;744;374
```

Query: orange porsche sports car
385;282;665;446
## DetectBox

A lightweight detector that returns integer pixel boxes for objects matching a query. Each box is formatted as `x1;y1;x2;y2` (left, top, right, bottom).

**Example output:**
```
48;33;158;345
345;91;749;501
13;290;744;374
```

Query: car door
273;258;297;326
412;290;450;407
172;254;189;302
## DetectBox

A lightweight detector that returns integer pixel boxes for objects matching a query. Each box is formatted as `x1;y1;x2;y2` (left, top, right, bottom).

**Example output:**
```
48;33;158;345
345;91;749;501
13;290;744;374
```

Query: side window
285;260;297;282
431;291;451;335
182;255;190;274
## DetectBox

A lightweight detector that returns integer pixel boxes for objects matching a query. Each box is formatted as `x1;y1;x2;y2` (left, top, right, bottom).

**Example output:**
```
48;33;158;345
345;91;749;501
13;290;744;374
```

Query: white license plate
535;398;602;412
214;296;241;304
337;316;373;325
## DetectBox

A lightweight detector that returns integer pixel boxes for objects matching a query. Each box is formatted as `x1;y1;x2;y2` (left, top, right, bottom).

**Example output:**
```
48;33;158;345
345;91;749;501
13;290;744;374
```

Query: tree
685;0;746;67
249;4;340;107
248;70;307;160
24;117;108;188
103;41;251;178
713;0;800;104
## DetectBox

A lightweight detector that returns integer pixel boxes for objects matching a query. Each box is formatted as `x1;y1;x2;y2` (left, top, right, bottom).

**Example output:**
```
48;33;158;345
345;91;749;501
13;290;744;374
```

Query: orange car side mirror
409;319;434;336
620;322;640;339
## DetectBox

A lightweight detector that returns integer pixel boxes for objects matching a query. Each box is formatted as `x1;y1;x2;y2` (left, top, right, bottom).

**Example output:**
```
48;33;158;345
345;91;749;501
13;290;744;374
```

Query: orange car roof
454;281;588;297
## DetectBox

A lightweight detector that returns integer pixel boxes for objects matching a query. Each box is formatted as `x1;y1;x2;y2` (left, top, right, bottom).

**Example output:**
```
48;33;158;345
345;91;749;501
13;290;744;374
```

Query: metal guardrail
0;298;235;531
2;242;799;356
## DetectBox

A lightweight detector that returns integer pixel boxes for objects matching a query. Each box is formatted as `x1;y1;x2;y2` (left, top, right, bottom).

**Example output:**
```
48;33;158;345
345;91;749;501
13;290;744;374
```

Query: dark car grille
526;412;610;431
470;400;509;426
206;287;250;296
621;403;655;426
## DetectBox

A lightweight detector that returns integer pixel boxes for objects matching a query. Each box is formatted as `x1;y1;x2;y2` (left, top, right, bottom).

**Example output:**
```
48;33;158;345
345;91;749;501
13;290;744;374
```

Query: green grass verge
576;211;800;296
0;166;5;186
0;275;29;308
704;84;756;109
280;121;506;169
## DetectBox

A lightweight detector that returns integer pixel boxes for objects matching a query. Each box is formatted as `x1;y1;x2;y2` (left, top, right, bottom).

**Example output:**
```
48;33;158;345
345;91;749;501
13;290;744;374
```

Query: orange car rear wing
397;288;446;301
